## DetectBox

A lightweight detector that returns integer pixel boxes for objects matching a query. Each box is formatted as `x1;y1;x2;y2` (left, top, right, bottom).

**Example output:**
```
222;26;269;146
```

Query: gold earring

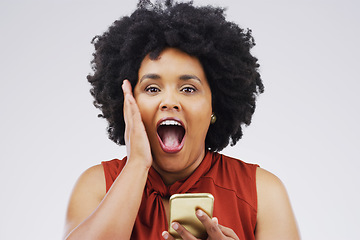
210;113;217;124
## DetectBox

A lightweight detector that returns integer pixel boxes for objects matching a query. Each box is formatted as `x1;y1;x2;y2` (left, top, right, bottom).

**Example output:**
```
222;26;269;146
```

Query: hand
122;80;152;169
162;210;239;240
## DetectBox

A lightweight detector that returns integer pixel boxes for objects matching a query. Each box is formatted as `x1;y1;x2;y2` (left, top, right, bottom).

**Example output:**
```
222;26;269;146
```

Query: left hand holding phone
162;210;239;240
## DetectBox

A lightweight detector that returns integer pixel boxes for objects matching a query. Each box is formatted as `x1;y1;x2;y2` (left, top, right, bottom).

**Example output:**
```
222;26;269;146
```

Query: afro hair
87;0;264;152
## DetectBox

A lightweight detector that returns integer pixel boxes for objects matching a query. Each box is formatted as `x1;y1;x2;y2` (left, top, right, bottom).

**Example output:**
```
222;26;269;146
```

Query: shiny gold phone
169;193;214;239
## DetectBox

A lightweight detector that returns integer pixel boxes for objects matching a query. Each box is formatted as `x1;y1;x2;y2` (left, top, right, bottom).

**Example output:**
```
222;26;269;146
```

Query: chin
152;150;187;171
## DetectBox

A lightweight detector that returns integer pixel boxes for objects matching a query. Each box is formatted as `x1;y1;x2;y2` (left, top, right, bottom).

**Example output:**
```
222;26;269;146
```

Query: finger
122;79;133;97
122;80;142;140
211;217;239;239
122;80;141;121
122;80;132;124
121;80;152;167
122;80;136;118
162;231;175;240
217;225;239;240
122;80;133;142
171;222;197;240
195;210;223;238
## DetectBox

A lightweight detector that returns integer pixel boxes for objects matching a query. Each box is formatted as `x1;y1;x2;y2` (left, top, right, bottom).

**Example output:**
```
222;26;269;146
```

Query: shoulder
255;168;300;239
256;167;285;198
68;164;107;210
83;164;105;179
64;164;106;236
208;152;258;205
77;164;106;193
256;168;290;215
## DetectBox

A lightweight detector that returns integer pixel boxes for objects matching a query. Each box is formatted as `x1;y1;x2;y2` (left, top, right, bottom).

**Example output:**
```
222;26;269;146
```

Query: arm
64;164;106;238
64;80;152;239
64;161;149;239
255;167;300;240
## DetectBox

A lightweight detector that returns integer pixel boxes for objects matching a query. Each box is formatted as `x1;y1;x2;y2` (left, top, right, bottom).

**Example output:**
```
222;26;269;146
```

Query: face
134;48;212;183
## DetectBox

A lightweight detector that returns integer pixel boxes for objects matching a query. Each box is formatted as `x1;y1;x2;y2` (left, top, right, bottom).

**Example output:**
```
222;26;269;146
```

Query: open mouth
157;119;185;153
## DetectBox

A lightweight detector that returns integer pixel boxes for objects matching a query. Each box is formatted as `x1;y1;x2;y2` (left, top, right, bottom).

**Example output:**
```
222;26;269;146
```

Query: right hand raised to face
122;80;153;169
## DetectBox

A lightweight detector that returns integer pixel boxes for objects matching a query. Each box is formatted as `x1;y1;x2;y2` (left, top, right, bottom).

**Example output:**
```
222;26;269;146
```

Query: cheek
187;97;212;116
135;97;156;127
186;99;212;132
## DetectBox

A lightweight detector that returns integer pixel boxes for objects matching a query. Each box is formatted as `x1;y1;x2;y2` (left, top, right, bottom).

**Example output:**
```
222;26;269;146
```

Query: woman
64;1;300;239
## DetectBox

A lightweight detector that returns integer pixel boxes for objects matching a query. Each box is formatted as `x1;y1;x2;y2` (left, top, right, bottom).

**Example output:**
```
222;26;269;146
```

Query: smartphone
169;193;214;239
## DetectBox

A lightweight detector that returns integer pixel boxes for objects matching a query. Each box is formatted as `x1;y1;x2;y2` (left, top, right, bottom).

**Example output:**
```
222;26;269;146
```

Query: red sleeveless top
102;151;258;239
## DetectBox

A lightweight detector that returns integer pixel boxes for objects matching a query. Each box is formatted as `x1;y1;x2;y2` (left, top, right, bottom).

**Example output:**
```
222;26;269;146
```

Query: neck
152;149;206;186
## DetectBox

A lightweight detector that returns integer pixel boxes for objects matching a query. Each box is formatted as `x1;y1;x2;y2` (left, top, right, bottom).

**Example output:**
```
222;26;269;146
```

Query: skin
133;48;212;185
64;48;300;240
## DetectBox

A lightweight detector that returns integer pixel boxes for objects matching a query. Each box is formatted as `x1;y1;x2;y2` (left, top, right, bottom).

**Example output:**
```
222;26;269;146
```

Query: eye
145;86;160;93
181;86;197;93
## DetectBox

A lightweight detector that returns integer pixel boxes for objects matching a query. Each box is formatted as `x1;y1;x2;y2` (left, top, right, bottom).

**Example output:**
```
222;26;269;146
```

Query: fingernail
196;209;204;217
162;231;169;239
172;222;179;230
212;217;219;224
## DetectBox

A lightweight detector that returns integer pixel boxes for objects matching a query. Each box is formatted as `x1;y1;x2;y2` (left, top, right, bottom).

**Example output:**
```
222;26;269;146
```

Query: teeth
160;120;182;126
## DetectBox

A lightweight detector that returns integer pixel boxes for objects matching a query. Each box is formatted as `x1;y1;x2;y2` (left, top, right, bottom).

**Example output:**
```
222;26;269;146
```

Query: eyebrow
139;74;161;83
139;74;201;83
179;74;201;82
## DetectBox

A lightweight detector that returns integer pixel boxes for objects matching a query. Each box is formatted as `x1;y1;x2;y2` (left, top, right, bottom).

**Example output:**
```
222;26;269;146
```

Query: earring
210;113;217;124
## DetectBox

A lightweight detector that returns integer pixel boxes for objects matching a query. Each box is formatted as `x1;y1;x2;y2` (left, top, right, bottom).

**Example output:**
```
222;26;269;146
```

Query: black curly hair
87;0;264;152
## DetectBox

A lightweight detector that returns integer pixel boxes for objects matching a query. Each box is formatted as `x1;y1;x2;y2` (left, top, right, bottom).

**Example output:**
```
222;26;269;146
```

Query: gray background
1;0;359;239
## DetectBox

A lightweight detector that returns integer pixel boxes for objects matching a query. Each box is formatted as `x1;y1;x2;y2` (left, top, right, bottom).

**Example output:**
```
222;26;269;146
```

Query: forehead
138;48;206;79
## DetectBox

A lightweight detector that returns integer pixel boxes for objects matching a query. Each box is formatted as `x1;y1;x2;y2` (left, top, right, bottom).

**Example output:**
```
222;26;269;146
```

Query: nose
159;92;181;111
